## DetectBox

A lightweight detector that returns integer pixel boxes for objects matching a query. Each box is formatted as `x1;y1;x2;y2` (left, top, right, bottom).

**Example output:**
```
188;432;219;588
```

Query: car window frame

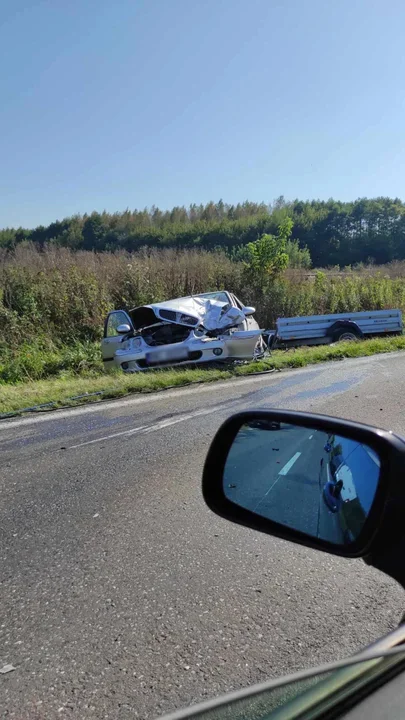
231;293;244;310
156;624;405;720
103;310;133;338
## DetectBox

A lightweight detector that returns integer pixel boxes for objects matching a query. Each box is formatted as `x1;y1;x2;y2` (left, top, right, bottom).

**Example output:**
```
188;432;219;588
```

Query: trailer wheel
333;328;361;343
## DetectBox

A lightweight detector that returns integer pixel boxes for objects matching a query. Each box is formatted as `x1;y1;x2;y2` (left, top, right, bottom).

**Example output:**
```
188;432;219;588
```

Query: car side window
105;311;131;337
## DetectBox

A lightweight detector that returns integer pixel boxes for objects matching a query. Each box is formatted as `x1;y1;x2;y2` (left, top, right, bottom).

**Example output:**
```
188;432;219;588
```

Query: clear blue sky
1;0;404;228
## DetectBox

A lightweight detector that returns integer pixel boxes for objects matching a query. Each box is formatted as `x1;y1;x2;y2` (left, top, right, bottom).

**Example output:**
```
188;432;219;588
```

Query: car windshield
161;670;333;720
159;650;405;720
174;672;332;720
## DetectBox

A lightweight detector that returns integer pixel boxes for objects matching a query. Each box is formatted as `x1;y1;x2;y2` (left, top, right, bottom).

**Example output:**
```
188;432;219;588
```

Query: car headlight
131;337;142;350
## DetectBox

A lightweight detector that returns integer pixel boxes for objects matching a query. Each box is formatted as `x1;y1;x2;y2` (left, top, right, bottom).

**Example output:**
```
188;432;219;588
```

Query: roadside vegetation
3;242;405;385
2;336;405;416
2;196;405;412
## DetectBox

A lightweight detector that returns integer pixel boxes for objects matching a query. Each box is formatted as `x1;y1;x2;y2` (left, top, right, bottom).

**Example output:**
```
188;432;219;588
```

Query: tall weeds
1;245;405;383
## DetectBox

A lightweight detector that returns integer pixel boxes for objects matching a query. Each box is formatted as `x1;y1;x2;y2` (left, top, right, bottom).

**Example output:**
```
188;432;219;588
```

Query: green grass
0;339;103;384
2;335;405;416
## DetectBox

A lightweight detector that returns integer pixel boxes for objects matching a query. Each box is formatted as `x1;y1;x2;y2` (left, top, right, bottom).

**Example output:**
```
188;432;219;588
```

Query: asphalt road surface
2;352;405;719
224;425;348;543
223;424;378;547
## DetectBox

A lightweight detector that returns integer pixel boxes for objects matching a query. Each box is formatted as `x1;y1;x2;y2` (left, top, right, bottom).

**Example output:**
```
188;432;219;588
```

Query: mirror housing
202;410;405;563
242;306;256;317
117;323;131;335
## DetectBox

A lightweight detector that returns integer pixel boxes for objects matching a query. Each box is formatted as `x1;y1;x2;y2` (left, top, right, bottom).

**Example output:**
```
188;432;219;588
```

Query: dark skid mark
242;369;320;404
0;367;345;456
142;395;249;426
62;372;319;433
285;472;319;486
292;377;361;401
3;371;316;452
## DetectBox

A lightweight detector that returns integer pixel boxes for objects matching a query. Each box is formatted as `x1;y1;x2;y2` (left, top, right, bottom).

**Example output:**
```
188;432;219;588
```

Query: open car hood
129;297;246;331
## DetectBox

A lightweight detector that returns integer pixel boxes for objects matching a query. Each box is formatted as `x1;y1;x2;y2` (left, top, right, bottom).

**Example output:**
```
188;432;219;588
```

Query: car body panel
114;329;262;371
103;291;262;372
321;435;382;539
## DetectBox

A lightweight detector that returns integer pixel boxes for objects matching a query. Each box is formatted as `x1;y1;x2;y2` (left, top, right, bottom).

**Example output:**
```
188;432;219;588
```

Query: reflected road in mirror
223;421;381;545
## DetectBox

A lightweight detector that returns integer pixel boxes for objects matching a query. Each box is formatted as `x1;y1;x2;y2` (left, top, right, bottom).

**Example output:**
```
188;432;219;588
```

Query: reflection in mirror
223;420;381;545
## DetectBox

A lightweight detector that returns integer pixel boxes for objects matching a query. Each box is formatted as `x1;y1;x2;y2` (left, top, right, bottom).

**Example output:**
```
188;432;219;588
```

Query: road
224;425;348;543
224;424;380;546
1;352;405;719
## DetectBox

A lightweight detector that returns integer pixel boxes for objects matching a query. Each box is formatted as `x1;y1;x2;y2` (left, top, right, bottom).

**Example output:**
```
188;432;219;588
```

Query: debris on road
0;664;16;674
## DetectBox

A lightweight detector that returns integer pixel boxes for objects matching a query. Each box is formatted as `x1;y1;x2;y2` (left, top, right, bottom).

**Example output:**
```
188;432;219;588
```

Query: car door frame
231;293;260;331
229;293;248;330
101;310;134;370
156;624;405;720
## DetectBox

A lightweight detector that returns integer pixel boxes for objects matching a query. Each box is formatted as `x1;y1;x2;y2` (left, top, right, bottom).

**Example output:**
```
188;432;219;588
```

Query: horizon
3;194;405;232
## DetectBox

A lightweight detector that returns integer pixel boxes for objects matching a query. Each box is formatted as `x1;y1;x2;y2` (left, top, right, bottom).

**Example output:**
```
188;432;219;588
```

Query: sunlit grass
0;366;231;414
2;335;405;416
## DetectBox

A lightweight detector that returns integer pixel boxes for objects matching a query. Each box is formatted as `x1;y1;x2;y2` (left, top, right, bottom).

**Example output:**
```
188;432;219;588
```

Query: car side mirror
202;410;405;565
116;323;131;334
242;306;256;317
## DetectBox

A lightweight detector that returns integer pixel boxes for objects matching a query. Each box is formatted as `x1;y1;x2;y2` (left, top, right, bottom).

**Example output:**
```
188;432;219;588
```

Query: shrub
2;244;405;383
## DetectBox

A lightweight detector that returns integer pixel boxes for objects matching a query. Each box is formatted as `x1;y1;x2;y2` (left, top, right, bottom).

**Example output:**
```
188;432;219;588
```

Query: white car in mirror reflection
223;423;381;545
101;291;264;372
321;435;380;541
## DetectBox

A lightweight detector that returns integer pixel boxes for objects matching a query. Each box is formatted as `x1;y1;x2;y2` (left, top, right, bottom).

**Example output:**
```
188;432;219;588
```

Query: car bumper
114;338;230;372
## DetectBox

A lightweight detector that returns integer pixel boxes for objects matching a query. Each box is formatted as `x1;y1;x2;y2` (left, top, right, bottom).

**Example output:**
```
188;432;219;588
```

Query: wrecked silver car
101;291;264;372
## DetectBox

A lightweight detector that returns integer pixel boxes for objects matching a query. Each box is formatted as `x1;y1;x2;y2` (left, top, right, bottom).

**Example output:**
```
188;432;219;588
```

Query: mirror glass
223;420;381;545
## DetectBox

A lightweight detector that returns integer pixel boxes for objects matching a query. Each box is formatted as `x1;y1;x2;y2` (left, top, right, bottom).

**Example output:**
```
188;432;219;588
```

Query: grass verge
2;335;405;416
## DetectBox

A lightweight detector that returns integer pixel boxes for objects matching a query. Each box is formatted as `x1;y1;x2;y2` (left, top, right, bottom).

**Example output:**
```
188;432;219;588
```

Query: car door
101;310;133;370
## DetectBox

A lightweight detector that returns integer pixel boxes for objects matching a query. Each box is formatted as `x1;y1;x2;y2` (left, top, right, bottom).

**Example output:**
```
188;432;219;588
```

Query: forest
2;196;405;267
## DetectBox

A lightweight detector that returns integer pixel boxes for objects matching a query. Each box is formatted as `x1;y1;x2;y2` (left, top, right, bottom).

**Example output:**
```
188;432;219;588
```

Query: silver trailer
266;309;403;348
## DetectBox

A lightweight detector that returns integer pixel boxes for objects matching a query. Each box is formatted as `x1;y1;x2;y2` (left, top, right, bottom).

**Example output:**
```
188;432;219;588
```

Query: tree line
1;196;405;267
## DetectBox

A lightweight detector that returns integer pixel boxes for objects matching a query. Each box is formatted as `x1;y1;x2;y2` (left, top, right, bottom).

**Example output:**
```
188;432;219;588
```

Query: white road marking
253;475;282;511
254;450;303;511
264;476;281;497
69;425;148;448
279;452;301;475
309;434;313;439
69;404;224;448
